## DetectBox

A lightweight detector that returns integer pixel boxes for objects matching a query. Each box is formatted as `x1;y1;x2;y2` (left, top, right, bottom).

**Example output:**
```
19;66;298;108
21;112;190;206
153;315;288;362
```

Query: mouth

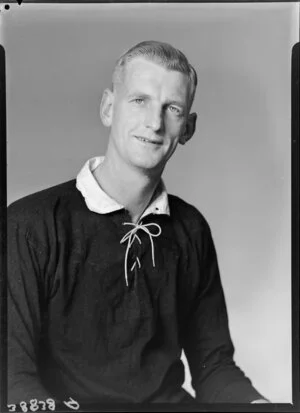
135;136;163;145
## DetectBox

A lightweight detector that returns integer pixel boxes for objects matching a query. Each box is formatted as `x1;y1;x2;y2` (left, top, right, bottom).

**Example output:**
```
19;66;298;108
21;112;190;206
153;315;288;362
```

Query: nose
145;105;164;132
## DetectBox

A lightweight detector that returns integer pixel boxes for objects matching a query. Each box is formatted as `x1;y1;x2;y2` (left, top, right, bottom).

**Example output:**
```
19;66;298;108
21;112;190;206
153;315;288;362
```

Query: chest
47;223;185;325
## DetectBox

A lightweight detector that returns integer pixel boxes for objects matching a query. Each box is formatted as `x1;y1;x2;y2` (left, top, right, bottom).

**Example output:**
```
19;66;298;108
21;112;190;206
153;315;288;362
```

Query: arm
7;214;52;404
183;220;266;403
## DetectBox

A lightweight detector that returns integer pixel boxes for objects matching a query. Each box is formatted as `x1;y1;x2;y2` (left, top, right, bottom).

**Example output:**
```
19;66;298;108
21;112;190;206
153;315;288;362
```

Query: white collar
76;156;170;219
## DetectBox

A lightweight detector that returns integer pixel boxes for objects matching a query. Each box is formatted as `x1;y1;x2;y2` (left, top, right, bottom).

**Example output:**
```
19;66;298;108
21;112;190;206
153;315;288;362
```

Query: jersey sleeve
182;219;265;403
7;213;52;404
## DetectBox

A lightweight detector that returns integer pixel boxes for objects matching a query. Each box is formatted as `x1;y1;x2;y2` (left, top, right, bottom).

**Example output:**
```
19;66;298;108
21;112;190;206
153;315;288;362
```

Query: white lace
120;222;162;287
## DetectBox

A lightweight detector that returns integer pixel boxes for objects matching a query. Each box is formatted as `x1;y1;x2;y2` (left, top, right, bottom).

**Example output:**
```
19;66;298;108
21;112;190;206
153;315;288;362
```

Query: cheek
115;106;143;132
127;112;145;133
165;117;185;138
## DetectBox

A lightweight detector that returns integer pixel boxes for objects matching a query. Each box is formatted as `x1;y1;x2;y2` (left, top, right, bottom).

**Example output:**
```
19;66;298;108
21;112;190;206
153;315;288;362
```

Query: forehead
120;57;190;101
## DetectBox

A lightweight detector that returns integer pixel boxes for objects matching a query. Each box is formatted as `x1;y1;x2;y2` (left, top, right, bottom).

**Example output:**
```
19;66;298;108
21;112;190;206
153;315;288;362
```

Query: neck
93;154;162;223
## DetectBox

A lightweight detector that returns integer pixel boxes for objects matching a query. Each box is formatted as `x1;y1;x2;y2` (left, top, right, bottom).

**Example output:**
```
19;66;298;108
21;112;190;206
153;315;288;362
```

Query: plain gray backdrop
1;2;299;403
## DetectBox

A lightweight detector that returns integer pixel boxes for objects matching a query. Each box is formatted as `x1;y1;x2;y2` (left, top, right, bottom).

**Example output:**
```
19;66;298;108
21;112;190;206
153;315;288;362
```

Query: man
8;40;269;407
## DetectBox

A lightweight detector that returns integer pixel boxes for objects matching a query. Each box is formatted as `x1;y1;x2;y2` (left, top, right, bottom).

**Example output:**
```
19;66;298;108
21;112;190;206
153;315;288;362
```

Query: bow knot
120;222;162;287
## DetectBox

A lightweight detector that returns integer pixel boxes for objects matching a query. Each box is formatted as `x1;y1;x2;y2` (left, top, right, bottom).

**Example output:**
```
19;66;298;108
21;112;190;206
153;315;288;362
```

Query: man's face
101;57;196;174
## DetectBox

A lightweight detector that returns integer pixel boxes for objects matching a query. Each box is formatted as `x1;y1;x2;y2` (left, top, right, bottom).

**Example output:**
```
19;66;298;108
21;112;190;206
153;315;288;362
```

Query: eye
168;105;182;115
133;98;145;105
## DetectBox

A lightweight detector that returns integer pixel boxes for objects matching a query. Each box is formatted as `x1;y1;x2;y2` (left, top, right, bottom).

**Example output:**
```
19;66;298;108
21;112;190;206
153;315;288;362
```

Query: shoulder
7;180;82;239
168;193;211;235
8;179;78;217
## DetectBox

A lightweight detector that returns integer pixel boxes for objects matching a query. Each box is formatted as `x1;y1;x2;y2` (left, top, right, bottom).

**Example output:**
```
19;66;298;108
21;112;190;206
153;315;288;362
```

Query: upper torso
8;179;206;403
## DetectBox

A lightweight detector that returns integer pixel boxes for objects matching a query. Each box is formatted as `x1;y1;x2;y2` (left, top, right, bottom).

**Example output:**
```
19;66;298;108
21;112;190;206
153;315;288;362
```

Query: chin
130;157;164;173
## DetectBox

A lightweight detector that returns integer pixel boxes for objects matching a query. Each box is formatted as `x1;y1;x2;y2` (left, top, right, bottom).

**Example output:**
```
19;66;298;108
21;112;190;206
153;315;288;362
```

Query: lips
135;136;163;145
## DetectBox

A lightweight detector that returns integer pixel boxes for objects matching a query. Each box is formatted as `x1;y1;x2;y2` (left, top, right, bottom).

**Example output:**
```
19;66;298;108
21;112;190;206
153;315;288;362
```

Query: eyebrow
127;93;151;100
128;93;186;109
164;99;185;109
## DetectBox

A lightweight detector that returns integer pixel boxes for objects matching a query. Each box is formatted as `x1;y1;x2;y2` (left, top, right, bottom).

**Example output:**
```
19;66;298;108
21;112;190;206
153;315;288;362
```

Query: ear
179;112;197;145
100;88;114;127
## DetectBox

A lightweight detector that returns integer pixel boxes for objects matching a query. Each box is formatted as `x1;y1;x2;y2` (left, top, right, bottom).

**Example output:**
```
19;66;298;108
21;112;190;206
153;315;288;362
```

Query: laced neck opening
120;220;162;287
